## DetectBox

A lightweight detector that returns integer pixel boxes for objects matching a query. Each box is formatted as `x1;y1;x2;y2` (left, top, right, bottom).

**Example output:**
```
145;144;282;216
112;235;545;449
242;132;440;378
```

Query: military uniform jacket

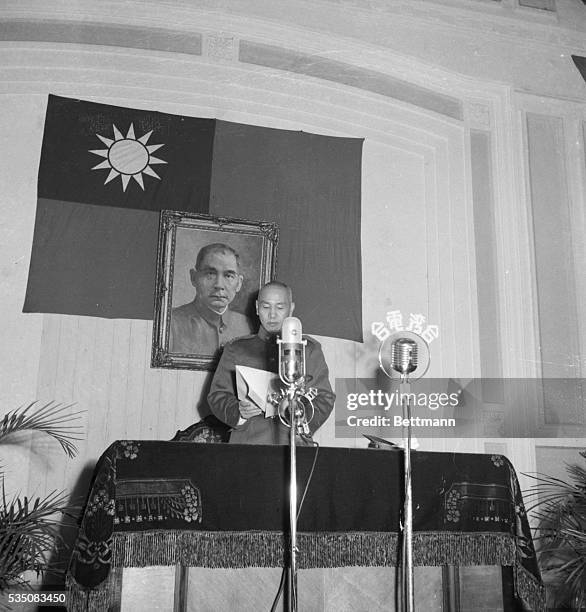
207;330;335;444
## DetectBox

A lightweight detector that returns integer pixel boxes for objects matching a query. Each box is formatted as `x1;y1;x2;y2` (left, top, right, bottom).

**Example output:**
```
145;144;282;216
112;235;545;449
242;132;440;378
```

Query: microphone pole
391;338;418;612
277;317;307;612
401;374;414;612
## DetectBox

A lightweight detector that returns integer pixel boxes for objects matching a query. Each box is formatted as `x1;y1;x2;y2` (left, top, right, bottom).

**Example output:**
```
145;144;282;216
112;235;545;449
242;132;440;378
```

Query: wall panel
525;112;583;427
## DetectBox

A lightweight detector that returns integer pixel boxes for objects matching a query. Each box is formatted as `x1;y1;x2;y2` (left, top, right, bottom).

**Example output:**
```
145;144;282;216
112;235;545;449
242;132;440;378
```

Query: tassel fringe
108;530;516;569
67;530;542;611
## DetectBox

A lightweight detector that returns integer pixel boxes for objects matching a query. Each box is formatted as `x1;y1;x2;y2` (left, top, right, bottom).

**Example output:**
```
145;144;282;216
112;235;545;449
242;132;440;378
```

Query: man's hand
238;400;263;420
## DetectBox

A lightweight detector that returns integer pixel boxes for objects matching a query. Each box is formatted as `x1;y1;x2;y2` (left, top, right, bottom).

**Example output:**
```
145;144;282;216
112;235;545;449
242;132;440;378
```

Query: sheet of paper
235;365;282;418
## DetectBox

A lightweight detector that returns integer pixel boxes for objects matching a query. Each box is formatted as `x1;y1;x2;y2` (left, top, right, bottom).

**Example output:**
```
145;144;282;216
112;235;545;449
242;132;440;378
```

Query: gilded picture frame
152;210;278;370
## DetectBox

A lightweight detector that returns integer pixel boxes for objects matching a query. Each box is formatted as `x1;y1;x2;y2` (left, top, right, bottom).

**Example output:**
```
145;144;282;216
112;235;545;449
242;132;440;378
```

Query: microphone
391;338;418;377
378;331;430;381
278;317;306;385
277;317;310;435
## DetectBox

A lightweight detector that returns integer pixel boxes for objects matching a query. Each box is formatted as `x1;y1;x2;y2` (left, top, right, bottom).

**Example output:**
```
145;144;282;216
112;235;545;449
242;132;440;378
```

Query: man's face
256;285;294;334
190;250;243;313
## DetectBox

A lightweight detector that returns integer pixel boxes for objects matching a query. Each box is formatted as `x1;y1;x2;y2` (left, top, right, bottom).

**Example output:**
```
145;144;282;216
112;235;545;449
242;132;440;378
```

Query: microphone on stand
391;338;418;378
378;331;429;382
377;331;429;612
279;317;306;384
277;317;309;435
277;317;310;612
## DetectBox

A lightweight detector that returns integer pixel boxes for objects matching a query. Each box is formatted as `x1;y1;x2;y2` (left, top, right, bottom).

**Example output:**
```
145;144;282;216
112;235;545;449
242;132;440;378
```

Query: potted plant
0;402;82;593
526;450;586;610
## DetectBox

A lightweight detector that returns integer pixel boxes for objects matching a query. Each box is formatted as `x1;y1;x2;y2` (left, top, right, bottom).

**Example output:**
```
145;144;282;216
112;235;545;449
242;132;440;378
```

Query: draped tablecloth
66;441;545;611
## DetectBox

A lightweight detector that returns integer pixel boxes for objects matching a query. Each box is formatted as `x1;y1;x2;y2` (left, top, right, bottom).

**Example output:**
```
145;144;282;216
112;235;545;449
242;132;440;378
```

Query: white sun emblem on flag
89;124;167;192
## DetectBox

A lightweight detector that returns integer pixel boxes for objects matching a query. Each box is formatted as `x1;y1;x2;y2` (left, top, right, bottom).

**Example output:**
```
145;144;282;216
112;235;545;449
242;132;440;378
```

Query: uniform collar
194;298;225;330
258;326;278;343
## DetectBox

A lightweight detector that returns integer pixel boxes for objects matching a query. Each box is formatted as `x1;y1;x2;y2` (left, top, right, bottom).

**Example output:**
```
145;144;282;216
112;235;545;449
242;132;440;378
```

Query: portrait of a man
169;243;254;354
152;211;278;370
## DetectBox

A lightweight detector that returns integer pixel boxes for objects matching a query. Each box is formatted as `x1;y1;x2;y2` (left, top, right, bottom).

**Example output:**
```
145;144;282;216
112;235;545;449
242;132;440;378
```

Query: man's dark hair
195;243;240;271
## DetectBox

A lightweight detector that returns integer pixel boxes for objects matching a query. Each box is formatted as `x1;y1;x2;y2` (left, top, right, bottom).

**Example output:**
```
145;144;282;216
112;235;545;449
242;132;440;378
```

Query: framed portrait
152;211;278;370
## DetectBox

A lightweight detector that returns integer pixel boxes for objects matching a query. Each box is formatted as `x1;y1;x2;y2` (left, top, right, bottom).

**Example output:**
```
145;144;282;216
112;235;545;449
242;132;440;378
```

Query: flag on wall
24;95;363;341
572;55;586;86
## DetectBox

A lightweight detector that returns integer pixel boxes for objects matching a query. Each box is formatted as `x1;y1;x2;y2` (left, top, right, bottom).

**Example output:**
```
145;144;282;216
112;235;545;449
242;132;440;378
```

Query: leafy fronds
0;401;83;592
525;453;586;609
0;487;76;591
0;402;84;458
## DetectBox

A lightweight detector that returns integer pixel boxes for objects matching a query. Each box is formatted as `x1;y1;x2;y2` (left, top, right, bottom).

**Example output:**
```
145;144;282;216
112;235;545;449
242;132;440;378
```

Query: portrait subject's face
191;250;243;313
256;285;295;334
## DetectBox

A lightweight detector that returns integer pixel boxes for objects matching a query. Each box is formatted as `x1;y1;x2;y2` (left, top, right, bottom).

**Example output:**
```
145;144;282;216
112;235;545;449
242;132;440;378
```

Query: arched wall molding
0;18;467;121
1;3;585;122
0;43;470;150
2;0;586;52
0;1;547;117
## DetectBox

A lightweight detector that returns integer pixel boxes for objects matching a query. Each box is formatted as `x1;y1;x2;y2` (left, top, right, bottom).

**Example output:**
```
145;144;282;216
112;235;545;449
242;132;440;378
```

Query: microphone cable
297;438;319;520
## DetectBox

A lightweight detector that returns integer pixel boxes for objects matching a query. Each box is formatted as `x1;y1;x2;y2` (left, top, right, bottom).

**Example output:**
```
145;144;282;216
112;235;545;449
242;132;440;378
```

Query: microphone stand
277;327;307;612
400;374;415;612
286;383;306;612
379;332;429;612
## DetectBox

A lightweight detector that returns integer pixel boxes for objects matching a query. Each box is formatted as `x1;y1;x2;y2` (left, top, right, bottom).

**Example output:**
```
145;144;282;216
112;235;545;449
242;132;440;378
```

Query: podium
67;442;545;611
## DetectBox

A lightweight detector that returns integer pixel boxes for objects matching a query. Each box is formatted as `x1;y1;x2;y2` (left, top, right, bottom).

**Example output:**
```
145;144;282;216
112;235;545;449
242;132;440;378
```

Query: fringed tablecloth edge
66;530;544;611
66;572;119;612
105;529;517;569
515;563;547;612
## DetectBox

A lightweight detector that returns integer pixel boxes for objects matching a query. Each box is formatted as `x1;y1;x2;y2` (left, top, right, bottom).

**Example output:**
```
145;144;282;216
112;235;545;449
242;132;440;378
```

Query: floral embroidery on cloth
114;478;202;525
